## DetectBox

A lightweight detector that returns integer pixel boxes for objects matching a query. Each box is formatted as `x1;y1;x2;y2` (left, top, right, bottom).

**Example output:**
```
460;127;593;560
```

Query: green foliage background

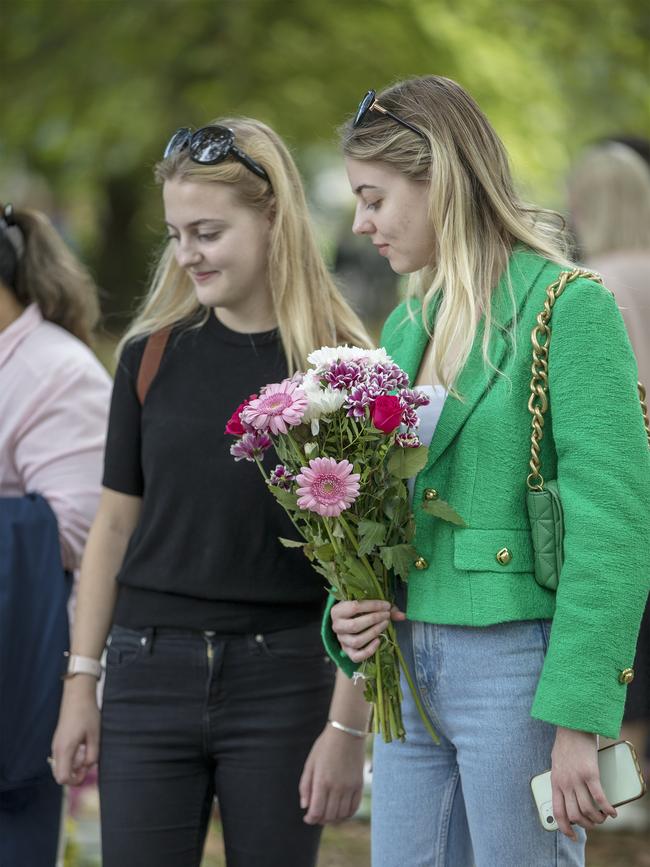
2;0;648;327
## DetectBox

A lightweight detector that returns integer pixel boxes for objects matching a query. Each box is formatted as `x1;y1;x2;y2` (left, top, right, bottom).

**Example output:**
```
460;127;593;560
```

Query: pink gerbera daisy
241;380;308;435
296;457;361;517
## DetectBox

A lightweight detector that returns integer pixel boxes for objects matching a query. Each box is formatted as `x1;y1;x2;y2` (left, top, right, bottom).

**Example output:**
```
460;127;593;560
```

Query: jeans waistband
110;620;321;643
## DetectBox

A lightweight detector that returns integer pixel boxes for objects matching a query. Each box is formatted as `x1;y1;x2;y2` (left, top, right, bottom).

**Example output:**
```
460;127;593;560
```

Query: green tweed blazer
322;247;650;738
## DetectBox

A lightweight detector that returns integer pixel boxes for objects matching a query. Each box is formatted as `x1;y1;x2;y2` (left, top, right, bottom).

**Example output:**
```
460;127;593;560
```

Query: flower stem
337;513;439;744
323;517;343;558
337;515;385;599
388;623;439;744
375;646;385;738
253;458;269;483
286;432;308;467
254;458;308;542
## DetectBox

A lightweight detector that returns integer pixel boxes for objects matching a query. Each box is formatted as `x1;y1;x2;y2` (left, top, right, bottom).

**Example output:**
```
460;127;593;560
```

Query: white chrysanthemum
301;370;324;395
301;373;347;434
302;385;347;420
307;346;354;368
307;344;391;369
364;347;392;365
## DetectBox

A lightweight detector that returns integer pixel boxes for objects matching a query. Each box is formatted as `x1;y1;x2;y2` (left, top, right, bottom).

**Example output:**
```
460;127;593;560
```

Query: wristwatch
62;652;102;680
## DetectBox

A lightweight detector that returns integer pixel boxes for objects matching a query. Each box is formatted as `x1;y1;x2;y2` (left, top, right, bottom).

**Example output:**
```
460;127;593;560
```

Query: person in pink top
0;202;111;866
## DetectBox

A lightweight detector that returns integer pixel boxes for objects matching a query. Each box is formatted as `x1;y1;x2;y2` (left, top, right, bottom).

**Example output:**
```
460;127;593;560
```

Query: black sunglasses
163;125;271;184
353;90;427;141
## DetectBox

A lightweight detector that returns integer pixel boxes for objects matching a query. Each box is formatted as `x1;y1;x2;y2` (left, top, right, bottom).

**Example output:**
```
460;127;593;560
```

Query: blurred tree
1;0;648;327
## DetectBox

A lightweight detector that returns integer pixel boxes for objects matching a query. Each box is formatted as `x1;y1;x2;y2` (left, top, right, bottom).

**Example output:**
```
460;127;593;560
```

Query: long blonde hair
119;118;370;368
0;205;100;346
341;76;570;390
568;141;650;259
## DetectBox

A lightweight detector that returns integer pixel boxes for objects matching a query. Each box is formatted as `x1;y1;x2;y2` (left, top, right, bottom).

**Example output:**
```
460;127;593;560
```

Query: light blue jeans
371;615;586;867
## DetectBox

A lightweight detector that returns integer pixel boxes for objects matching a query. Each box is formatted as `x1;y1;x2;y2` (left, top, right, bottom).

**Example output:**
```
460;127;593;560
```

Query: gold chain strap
639;382;650;444
526;268;650;493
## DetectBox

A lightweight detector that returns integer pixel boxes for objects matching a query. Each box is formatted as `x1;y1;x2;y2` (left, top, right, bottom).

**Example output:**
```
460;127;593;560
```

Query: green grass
201;818;370;867
64;810;650;867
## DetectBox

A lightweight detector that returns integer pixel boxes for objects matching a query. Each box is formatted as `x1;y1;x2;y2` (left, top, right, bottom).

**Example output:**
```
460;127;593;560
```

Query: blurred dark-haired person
0;203;111;866
568;138;650;828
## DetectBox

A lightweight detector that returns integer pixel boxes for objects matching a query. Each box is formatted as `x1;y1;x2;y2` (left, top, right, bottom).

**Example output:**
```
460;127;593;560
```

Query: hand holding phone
531;740;646;831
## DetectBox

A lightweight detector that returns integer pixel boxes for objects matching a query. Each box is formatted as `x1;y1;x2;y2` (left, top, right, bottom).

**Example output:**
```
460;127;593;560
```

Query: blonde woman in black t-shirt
52;119;372;867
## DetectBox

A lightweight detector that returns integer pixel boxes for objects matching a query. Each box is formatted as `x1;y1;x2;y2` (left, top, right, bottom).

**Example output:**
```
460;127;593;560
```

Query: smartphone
530;740;646;831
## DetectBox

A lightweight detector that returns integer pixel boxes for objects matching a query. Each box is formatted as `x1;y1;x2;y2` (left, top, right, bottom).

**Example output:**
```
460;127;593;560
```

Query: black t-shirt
103;313;325;633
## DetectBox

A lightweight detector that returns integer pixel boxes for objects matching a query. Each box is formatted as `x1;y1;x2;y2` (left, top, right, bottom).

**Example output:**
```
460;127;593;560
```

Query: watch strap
63;653;102;680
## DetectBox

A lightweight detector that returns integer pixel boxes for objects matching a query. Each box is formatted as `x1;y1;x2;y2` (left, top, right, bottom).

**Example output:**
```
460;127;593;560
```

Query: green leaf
421;498;467;527
314;542;336;561
386;445;429;479
277;537;304;549
360;660;377;680
357;519;387;557
312;561;339;588
269;486;299;511
339;555;377;596
382;491;404;520
379;544;417;580
344;555;374;584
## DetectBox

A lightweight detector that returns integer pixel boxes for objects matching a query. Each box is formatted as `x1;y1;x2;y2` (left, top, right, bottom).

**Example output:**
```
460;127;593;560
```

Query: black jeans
99;622;335;867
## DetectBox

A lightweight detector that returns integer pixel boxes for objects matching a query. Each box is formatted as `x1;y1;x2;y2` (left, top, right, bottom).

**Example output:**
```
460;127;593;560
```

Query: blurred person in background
0;203;111;866
52;118;371;867
568;137;650;827
326;76;650;867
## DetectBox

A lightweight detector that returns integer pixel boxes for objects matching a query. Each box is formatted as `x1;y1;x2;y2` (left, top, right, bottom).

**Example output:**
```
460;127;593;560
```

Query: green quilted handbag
527;480;564;591
526;269;650;591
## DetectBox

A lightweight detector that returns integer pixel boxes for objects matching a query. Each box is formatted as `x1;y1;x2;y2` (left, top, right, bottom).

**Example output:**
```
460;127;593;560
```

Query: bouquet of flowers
226;346;463;742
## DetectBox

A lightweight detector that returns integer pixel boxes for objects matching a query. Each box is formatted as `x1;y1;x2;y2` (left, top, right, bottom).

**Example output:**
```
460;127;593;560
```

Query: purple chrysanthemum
398;388;432;408
397;388;431;429
321;361;365;391
365;371;392;393
395;432;422;448
372;363;410;390
345;384;375;420
269;464;295;489
230;432;273;462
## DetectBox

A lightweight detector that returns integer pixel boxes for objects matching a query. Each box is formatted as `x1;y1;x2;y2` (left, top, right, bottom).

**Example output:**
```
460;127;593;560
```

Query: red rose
224;394;258;436
371;394;403;434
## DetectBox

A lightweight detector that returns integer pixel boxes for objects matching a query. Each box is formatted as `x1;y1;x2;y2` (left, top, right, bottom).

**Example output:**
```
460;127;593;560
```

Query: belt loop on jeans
142;626;155;654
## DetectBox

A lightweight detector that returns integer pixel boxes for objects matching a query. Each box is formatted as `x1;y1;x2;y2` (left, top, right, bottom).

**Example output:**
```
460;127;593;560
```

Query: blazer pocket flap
454;528;534;573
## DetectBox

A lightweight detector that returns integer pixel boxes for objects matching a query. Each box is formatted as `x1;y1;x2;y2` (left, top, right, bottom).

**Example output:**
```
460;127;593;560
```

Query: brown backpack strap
136;327;172;405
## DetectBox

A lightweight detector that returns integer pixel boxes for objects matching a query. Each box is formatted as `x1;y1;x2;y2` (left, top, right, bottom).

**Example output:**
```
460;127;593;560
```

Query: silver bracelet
328;718;368;739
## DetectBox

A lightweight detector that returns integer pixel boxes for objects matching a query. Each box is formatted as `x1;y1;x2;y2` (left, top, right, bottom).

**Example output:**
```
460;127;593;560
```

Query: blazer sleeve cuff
531;647;630;739
321;591;359;678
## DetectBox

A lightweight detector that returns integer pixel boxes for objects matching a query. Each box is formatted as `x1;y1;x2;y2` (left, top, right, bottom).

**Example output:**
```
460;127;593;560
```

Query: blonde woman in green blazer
326;77;650;867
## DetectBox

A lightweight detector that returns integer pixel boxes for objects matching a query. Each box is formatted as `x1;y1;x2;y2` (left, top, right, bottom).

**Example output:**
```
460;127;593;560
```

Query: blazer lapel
423;320;508;469
423;249;549;470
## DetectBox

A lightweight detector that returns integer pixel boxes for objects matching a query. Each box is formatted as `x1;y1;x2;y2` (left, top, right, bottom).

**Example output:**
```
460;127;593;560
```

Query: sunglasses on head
353;90;427;141
163;125;271;184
